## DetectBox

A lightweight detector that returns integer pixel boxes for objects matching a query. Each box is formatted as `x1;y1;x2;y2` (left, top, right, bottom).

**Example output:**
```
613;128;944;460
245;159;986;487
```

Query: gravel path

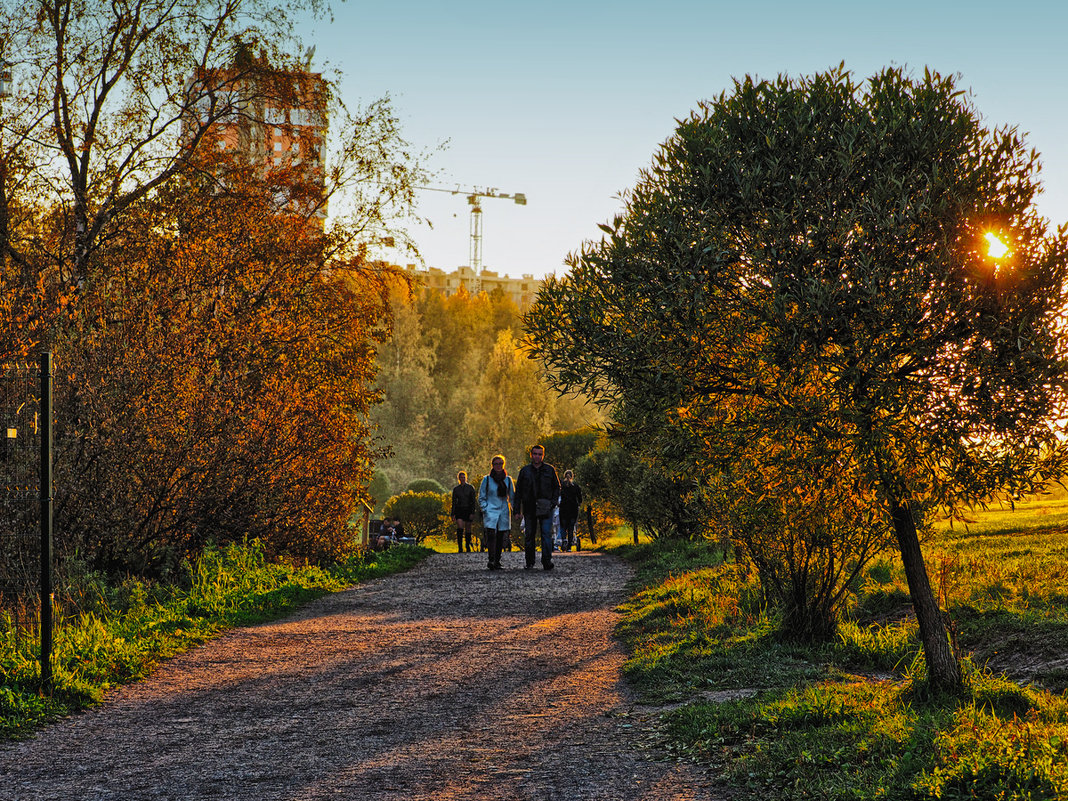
0;550;724;800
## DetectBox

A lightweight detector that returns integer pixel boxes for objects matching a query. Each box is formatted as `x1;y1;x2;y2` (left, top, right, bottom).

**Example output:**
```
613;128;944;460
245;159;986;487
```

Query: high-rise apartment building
185;57;327;221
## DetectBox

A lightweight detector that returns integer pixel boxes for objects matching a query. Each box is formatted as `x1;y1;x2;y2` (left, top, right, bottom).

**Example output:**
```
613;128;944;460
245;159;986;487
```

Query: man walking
515;444;561;571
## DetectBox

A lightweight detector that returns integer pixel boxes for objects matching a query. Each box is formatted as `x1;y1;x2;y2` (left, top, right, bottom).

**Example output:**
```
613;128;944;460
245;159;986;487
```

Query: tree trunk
889;497;962;691
0;154;8;270
632;520;639;545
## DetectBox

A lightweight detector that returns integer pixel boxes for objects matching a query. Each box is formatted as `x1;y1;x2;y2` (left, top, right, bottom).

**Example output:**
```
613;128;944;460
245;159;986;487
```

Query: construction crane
417;185;527;291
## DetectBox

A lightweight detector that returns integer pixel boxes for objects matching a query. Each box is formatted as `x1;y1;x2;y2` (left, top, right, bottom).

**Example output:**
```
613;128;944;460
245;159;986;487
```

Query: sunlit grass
593;524;647;549
613;501;1068;800
663;667;1068;799
422;534;461;553
937;495;1068;537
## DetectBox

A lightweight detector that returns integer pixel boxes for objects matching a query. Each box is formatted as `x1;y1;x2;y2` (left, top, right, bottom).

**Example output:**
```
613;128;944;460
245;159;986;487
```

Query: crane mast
418;185;527;292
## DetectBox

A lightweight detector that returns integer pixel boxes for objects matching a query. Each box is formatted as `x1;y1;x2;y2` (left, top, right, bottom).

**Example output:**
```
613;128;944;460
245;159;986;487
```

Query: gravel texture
0;550;725;800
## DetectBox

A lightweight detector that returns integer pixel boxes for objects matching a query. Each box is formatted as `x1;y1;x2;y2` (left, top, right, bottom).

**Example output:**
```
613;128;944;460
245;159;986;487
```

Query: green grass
661;667;1068;800
0;540;431;740
939;495;1068;536
612;506;1068;801
615;540;826;703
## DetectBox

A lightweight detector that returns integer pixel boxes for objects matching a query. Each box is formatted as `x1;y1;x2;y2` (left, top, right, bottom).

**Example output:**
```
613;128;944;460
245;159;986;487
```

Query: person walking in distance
451;471;478;553
558;470;584;551
515;444;561;571
479;455;515;570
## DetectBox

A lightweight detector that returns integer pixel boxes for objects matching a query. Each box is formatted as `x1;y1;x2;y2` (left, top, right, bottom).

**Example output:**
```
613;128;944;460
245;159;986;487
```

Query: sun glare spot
984;232;1010;260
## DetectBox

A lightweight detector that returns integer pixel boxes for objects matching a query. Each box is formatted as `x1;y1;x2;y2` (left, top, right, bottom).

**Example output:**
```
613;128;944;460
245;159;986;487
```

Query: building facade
401;264;544;309
185;58;327;221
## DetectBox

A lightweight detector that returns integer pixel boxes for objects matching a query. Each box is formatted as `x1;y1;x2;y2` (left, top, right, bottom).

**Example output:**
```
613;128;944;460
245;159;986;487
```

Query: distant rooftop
400;264;544;310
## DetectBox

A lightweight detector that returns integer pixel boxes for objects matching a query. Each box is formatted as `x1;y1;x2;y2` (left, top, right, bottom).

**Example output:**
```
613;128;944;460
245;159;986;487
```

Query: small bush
407;478;446;494
382;491;450;543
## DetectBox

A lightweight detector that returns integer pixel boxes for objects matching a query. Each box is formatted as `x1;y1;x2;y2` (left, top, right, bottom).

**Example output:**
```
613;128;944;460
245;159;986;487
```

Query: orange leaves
35;166;391;574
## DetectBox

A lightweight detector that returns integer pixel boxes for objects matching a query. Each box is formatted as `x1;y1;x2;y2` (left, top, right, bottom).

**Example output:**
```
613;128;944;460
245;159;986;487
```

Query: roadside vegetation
0;541;431;741
613;498;1068;800
528;66;1068;693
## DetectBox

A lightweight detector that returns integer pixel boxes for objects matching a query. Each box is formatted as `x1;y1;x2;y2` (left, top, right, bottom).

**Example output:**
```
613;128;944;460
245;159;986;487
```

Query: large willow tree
527;66;1068;691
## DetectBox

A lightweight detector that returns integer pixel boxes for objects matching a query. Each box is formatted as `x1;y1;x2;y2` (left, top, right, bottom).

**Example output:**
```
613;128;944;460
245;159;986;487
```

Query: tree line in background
368;284;603;504
0;0;420;577
527;66;1068;692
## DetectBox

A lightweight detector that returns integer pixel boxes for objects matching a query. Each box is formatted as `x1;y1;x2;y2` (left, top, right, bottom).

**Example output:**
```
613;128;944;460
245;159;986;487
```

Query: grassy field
613;499;1068;800
0;541;432;740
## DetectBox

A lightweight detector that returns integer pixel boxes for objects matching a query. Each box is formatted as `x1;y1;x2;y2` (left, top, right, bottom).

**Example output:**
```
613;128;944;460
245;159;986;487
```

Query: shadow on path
0;552;723;800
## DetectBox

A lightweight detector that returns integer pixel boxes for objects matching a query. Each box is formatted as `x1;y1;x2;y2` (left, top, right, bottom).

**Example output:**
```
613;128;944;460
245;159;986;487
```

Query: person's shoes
524;564;534;570
544;563;555;571
494;562;505;570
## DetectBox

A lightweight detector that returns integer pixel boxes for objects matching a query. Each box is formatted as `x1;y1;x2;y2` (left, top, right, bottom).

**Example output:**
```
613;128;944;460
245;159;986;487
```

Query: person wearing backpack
479;455;515;571
558;470;584;551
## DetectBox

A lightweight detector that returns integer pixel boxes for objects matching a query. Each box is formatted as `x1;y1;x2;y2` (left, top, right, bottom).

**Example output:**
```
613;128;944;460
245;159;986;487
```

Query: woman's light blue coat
478;473;515;531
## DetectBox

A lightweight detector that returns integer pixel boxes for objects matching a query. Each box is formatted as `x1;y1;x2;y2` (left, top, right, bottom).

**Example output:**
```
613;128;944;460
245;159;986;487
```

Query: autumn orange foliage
0;0;426;576
3;165;403;575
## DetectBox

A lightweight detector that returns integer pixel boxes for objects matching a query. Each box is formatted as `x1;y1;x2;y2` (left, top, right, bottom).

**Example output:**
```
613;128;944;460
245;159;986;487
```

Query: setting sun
984;231;1011;259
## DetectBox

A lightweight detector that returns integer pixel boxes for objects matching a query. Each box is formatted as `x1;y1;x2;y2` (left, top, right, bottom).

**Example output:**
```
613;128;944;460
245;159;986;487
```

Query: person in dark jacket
451;471;478;553
558;470;584;551
514;444;561;570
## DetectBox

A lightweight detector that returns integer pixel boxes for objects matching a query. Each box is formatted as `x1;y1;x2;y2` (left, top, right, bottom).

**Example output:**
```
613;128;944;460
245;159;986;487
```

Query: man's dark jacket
515;461;561;519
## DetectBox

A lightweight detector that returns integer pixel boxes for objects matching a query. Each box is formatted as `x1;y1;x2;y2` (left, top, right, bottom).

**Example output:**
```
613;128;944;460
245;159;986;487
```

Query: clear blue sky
299;0;1068;279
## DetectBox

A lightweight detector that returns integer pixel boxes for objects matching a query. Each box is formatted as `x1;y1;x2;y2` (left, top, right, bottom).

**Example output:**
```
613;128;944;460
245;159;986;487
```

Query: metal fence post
39;351;53;690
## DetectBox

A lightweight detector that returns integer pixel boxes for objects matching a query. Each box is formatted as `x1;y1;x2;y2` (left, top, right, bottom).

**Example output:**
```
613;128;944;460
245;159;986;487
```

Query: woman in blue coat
479;454;516;571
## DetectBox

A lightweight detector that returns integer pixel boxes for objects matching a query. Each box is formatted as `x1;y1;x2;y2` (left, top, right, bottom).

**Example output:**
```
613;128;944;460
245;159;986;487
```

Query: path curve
0;551;722;800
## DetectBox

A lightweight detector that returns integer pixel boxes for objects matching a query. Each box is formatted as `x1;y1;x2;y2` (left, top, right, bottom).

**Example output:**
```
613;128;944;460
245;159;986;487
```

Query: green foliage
371;285;604;491
463;329;558;475
407;478;446;494
614;508;1068;800
0;540;431;740
372;298;439;485
529;64;1068;689
541;428;601;474
577;443;710;541
381;491;449;543
368;471;391;514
